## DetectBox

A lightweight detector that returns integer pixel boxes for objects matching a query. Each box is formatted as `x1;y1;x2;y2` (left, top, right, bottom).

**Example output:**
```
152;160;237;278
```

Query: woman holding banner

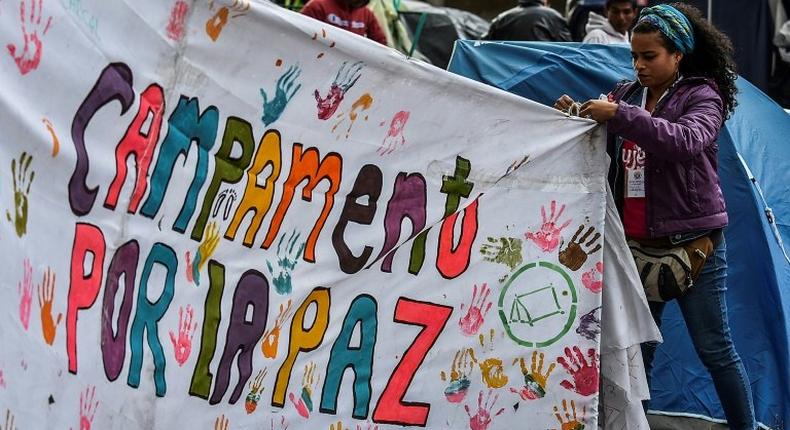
554;3;755;429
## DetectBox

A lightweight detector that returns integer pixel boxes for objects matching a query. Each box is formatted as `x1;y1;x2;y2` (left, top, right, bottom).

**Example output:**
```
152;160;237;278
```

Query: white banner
0;1;606;429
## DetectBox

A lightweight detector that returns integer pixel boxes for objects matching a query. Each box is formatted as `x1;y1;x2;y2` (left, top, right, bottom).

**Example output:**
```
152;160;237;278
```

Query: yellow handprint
439;348;474;403
510;351;556;400
244;367;267;414
289;362;320;418
469;329;509;389
329;421;349;430
186;221;220;285
552;399;586;430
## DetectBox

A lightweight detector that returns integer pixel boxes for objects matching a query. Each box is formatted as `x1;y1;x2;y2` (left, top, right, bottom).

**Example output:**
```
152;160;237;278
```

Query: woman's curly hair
633;3;738;118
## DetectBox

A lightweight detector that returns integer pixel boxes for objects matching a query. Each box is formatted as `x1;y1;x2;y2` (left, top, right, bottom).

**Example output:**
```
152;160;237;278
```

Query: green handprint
480;236;523;271
6;152;34;237
260;64;302;126
266;230;305;295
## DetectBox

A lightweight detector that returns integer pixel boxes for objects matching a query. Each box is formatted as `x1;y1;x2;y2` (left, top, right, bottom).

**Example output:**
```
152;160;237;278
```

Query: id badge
626;168;646;198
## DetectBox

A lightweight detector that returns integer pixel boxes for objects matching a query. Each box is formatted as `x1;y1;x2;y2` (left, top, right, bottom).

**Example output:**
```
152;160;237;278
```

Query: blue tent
447;41;790;429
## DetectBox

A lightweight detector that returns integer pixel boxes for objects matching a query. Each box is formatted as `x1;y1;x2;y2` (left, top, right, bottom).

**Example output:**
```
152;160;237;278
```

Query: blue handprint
266;230;305;295
260;65;302;126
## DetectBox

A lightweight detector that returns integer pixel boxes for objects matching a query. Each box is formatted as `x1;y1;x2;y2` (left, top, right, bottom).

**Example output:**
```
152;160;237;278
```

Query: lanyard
641;75;682;112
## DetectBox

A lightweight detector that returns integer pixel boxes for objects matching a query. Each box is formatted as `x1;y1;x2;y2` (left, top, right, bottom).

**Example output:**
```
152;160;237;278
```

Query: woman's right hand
554;94;576;112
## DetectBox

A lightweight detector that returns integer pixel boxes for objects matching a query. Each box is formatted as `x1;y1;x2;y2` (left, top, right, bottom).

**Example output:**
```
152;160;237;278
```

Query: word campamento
64;63;482;426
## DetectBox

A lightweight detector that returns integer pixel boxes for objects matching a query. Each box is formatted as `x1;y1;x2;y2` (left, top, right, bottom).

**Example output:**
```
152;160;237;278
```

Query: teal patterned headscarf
637;5;696;54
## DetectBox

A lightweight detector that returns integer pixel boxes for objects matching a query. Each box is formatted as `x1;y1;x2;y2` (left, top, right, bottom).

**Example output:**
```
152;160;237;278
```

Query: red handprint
166;0;189;41
525;200;571;253
464;390;505;430
314;61;363;120
169;305;197;367
6;0;52;75
458;283;492;336
581;262;603;293
77;385;99;430
38;267;62;345
557;346;599;397
18;258;32;330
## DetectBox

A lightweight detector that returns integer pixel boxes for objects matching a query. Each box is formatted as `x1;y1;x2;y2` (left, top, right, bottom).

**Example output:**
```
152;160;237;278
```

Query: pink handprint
18;258;32;330
314;61;363;120
6;0;52;75
557;346;599;397
581;262;603;293
169;305;197;367
377;110;410;155
0;368;6;388
77;385;99;430
525;200;571;253
458;283;492;336
464;390;505;430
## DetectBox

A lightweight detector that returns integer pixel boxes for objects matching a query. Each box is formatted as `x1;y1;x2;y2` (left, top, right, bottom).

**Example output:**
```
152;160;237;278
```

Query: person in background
583;0;637;44
301;0;387;45
482;0;572;42
555;3;756;429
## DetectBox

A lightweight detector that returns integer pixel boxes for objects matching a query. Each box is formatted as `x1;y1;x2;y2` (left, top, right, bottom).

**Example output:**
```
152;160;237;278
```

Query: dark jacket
483;0;572;42
607;77;729;238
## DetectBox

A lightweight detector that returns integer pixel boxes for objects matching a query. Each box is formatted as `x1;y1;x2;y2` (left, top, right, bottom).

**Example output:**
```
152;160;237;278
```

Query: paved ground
648;414;730;430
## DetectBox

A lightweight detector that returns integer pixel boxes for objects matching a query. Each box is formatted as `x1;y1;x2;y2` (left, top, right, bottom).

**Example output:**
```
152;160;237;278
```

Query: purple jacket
606;77;728;238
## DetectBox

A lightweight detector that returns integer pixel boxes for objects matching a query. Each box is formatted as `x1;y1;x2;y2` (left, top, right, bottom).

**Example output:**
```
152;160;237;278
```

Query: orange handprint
552;399;586;430
261;299;293;359
38;267;62;345
205;0;249;42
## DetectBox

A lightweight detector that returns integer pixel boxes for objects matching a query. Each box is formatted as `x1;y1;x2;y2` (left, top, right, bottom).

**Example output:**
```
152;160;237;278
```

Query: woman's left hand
579;100;619;123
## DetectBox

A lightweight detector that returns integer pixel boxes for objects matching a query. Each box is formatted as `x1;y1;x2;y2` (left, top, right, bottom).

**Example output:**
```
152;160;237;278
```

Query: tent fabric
448;40;790;429
368;0;413;52
396;0;489;69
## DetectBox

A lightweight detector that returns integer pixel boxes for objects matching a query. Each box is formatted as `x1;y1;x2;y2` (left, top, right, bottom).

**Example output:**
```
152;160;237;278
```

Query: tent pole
707;0;712;21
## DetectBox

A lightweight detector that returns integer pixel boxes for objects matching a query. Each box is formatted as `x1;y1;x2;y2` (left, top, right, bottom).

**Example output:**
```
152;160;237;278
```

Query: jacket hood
585;11;623;37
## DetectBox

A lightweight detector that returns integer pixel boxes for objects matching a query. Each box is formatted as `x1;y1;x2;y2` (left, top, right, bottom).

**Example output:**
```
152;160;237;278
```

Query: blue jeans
641;238;756;430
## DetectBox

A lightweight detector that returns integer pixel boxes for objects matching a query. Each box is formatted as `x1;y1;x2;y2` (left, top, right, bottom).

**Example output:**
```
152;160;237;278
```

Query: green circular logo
498;261;577;348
